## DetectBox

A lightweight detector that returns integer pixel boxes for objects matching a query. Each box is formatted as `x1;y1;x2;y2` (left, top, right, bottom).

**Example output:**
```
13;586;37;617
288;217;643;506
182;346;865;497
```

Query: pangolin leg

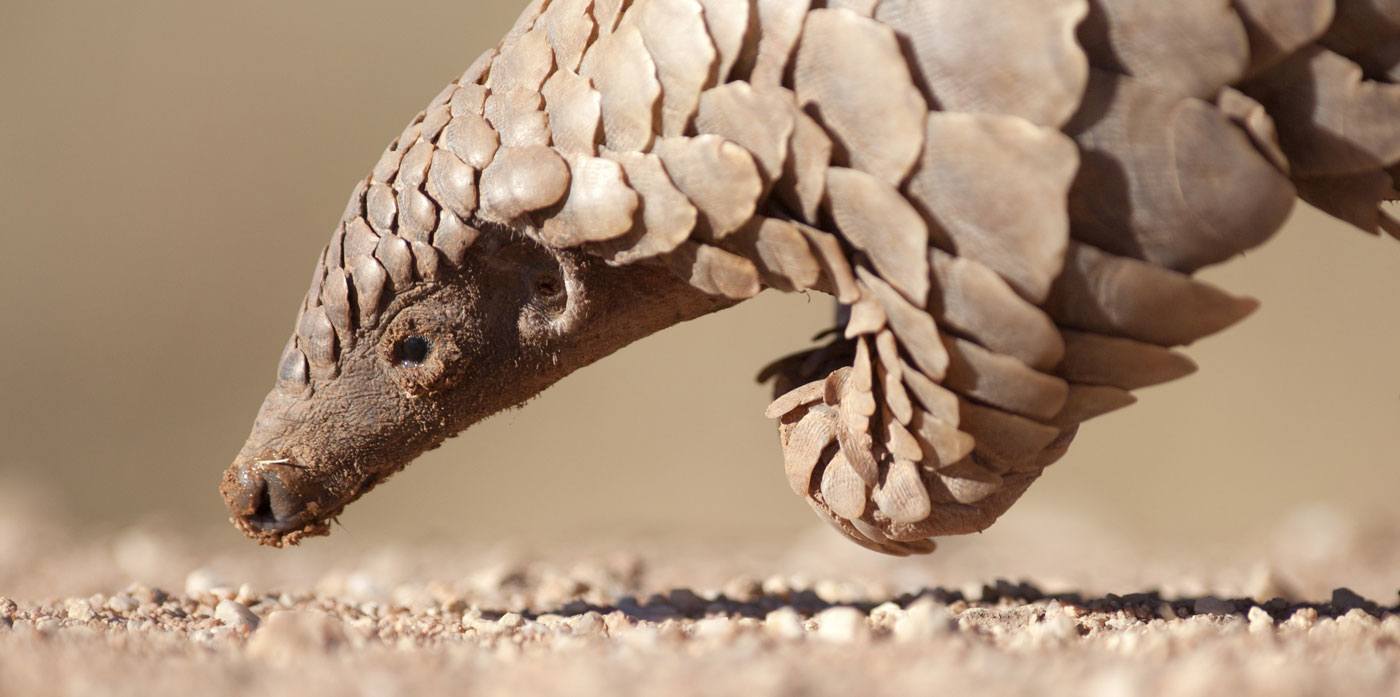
758;0;1397;555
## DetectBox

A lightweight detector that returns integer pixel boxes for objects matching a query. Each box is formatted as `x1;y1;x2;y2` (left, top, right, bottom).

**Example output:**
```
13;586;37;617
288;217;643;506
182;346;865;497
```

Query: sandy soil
2;484;1399;697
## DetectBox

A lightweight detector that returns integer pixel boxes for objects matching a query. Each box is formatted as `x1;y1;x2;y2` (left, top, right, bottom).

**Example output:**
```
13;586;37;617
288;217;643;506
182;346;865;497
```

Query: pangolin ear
545;247;590;336
492;229;590;341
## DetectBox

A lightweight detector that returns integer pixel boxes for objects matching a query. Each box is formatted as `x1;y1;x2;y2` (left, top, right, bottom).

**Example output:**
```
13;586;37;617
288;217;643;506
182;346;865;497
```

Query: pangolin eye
395;336;431;366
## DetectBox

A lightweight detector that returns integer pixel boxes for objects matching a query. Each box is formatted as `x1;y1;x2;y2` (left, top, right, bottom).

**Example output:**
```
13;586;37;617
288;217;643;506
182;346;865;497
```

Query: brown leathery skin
224;0;1400;553
222;229;730;547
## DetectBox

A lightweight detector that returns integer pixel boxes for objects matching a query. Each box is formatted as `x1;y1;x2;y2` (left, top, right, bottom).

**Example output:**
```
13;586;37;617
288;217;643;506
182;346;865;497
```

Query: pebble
1284;607;1318;630
960;582;987;603
815;580;862;604
1381;615;1400;637
764;607;805;640
1330;588;1373;613
129;585;166;605
569;612;604;637
722;577;762;603
893;598;953;642
667;589;706;615
704;602;731;616
497;612;524;629
1340;608;1379;628
814;607;867;643
1247;607;1274;633
760;576;791;597
215;600;259;632
602;611;631;635
235;583;257;604
184;569;226;598
1193;597;1236;616
869;601;903;627
106;596;137;614
0;597;16;618
1032;612;1079;643
65;599;94;622
692;616;737;641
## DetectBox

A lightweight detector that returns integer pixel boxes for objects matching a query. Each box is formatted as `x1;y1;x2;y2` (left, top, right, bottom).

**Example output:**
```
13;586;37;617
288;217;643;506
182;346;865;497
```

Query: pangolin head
220;205;729;546
217;61;740;546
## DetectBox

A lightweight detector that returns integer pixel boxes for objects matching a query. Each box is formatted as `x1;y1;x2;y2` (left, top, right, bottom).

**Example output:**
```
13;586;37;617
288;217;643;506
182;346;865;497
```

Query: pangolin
220;0;1400;555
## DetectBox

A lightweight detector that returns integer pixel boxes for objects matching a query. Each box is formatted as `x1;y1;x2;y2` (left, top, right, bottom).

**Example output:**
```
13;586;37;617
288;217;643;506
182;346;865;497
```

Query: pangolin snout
221;458;332;545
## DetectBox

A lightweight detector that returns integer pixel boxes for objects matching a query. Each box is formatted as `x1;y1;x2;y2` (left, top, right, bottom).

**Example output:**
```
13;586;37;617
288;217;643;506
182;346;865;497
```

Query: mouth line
254;457;309;469
233;513;335;548
231;467;392;548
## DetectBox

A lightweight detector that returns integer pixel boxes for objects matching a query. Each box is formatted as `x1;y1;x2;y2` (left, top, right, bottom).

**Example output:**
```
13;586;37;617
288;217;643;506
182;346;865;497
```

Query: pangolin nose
227;463;309;534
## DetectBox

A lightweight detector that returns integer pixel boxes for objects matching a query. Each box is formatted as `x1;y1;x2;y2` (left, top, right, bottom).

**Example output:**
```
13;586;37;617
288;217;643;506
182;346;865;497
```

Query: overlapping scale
1077;0;1250;98
1066;70;1296;273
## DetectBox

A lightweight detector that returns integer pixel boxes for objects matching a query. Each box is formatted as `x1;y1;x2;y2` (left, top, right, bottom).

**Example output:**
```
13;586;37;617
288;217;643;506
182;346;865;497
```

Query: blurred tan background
2;0;1397;553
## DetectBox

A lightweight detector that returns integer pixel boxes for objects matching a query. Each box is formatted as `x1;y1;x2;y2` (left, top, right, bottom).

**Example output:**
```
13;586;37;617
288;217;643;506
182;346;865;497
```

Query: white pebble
692;617;736;641
870;601;902;626
235;583;257;604
65;600;94;622
1284;607;1318;630
569;612;604;637
106;596;137;614
761;576;792;597
1341;608;1379;628
814;607;868;643
497;612;524;629
1380;615;1400;637
764;607;805;640
184;568;225;598
215;600;259;632
722;577;761;603
894;598;952;642
815;580;859;604
1247;606;1274;633
960;582;986;602
1031;613;1078;643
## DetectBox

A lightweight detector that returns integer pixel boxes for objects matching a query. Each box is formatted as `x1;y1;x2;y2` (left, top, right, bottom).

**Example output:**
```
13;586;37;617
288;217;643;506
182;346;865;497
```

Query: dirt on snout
2;486;1399;697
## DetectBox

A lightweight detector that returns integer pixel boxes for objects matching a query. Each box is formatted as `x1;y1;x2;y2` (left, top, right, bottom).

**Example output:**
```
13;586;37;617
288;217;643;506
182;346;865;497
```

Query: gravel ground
2;484;1399;697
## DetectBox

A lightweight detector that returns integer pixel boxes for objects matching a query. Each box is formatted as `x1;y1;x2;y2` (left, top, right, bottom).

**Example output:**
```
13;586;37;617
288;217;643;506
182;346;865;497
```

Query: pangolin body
221;0;1400;554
